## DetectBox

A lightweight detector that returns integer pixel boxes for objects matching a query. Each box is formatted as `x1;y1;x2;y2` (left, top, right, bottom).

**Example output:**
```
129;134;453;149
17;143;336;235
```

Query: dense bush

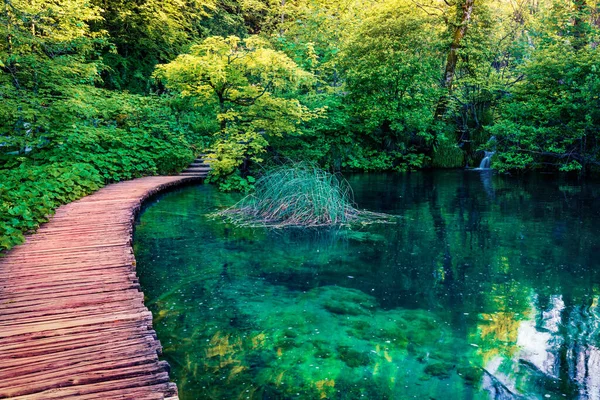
432;140;465;168
0;0;201;253
0;163;102;250
0;89;194;252
490;44;600;173
0;126;192;252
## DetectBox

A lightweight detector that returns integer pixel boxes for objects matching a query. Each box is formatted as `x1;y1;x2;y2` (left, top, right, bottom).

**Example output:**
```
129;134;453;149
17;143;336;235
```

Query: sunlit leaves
339;0;442;144
156;35;318;187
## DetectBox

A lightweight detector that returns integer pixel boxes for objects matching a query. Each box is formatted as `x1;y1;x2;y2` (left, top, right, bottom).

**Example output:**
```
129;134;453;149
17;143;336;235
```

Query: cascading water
479;151;495;169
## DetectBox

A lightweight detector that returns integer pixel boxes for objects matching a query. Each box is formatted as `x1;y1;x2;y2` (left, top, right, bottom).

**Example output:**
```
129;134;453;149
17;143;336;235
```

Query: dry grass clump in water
217;164;393;227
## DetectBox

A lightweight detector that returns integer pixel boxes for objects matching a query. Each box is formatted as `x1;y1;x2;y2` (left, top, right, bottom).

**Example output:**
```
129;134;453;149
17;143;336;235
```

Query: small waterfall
479;151;495;169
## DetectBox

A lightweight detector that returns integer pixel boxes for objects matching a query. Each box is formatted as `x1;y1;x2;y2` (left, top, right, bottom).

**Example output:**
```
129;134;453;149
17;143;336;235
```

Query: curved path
0;175;204;399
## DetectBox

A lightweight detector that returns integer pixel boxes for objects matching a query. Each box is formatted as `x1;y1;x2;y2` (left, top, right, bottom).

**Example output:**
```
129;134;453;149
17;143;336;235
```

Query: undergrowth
0;124;193;253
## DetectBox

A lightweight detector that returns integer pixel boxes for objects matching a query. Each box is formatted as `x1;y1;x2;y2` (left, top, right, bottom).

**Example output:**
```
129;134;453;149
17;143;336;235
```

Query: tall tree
155;35;317;188
339;0;441;165
0;0;104;150
434;0;475;122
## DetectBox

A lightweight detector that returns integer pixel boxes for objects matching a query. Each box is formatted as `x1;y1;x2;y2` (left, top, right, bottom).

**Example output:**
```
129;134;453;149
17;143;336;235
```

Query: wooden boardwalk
0;175;204;399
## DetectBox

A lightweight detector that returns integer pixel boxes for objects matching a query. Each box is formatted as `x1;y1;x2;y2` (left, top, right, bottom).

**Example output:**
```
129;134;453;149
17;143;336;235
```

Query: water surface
134;171;600;399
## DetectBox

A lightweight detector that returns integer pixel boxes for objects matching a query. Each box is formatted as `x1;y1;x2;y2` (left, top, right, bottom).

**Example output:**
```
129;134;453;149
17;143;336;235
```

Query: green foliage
0;0;104;90
0;163;103;250
0;1;194;253
396;152;429;171
217;163;392;227
214;172;256;192
432;139;465;168
342;147;396;172
489;11;600;173
92;0;217;92
447;0;523;139
492;151;535;172
0;0;106;148
559;160;583;172
4;0;600;249
339;0;442;146
156;35;319;183
0;116;192;252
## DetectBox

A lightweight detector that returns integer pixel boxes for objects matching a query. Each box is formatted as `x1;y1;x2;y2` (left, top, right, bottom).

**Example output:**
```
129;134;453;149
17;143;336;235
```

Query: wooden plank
0;328;151;358
0;282;142;302
0;311;153;339
9;372;172;399
0;258;134;271
0;302;145;327
37;383;175;400
0;174;205;399
0;319;152;346
0;339;160;376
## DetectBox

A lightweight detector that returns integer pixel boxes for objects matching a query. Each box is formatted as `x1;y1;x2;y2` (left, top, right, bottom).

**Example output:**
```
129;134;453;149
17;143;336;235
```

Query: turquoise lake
134;171;600;399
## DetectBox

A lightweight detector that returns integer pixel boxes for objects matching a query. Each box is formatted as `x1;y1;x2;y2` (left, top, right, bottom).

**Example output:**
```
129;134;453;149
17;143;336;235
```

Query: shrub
431;140;465;168
0;163;104;250
0;86;196;253
0;126;193;253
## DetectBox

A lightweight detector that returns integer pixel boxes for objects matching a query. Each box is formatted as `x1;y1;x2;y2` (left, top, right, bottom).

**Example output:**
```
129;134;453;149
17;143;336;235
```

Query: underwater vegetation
135;172;600;400
152;281;485;400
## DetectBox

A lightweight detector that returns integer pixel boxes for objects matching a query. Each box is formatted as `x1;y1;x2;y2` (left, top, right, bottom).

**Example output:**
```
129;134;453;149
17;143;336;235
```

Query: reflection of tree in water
474;293;600;398
559;297;600;398
386;172;600;398
136;174;600;399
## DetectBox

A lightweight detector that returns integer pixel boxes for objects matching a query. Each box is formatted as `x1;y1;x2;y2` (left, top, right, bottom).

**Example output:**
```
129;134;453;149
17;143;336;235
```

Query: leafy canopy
155;35;319;189
489;1;600;172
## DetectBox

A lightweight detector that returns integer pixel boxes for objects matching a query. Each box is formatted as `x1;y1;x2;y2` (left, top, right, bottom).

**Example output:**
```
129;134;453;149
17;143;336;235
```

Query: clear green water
134;171;600;400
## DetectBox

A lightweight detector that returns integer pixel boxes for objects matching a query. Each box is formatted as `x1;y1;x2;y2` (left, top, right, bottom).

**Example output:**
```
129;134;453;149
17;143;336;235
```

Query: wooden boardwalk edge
0;175;204;399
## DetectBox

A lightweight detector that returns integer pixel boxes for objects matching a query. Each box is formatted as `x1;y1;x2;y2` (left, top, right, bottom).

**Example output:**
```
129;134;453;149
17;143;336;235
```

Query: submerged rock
424;362;455;379
337;345;371;367
313;286;377;316
457;365;484;385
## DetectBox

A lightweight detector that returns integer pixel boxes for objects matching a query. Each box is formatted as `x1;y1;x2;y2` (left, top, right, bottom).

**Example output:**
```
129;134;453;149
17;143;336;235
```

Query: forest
1;0;599;250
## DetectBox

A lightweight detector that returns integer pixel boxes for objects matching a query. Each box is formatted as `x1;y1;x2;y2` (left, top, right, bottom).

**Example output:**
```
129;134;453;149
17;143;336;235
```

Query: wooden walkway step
180;155;212;177
0;175;204;399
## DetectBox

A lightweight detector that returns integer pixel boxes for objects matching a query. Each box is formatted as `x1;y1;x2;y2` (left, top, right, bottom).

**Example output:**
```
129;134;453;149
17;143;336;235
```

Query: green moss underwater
134;171;600;400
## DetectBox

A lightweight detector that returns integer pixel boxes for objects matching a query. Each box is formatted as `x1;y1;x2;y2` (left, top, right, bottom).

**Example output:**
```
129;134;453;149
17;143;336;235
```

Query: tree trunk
280;0;286;36
434;0;475;122
572;0;588;49
217;91;227;131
